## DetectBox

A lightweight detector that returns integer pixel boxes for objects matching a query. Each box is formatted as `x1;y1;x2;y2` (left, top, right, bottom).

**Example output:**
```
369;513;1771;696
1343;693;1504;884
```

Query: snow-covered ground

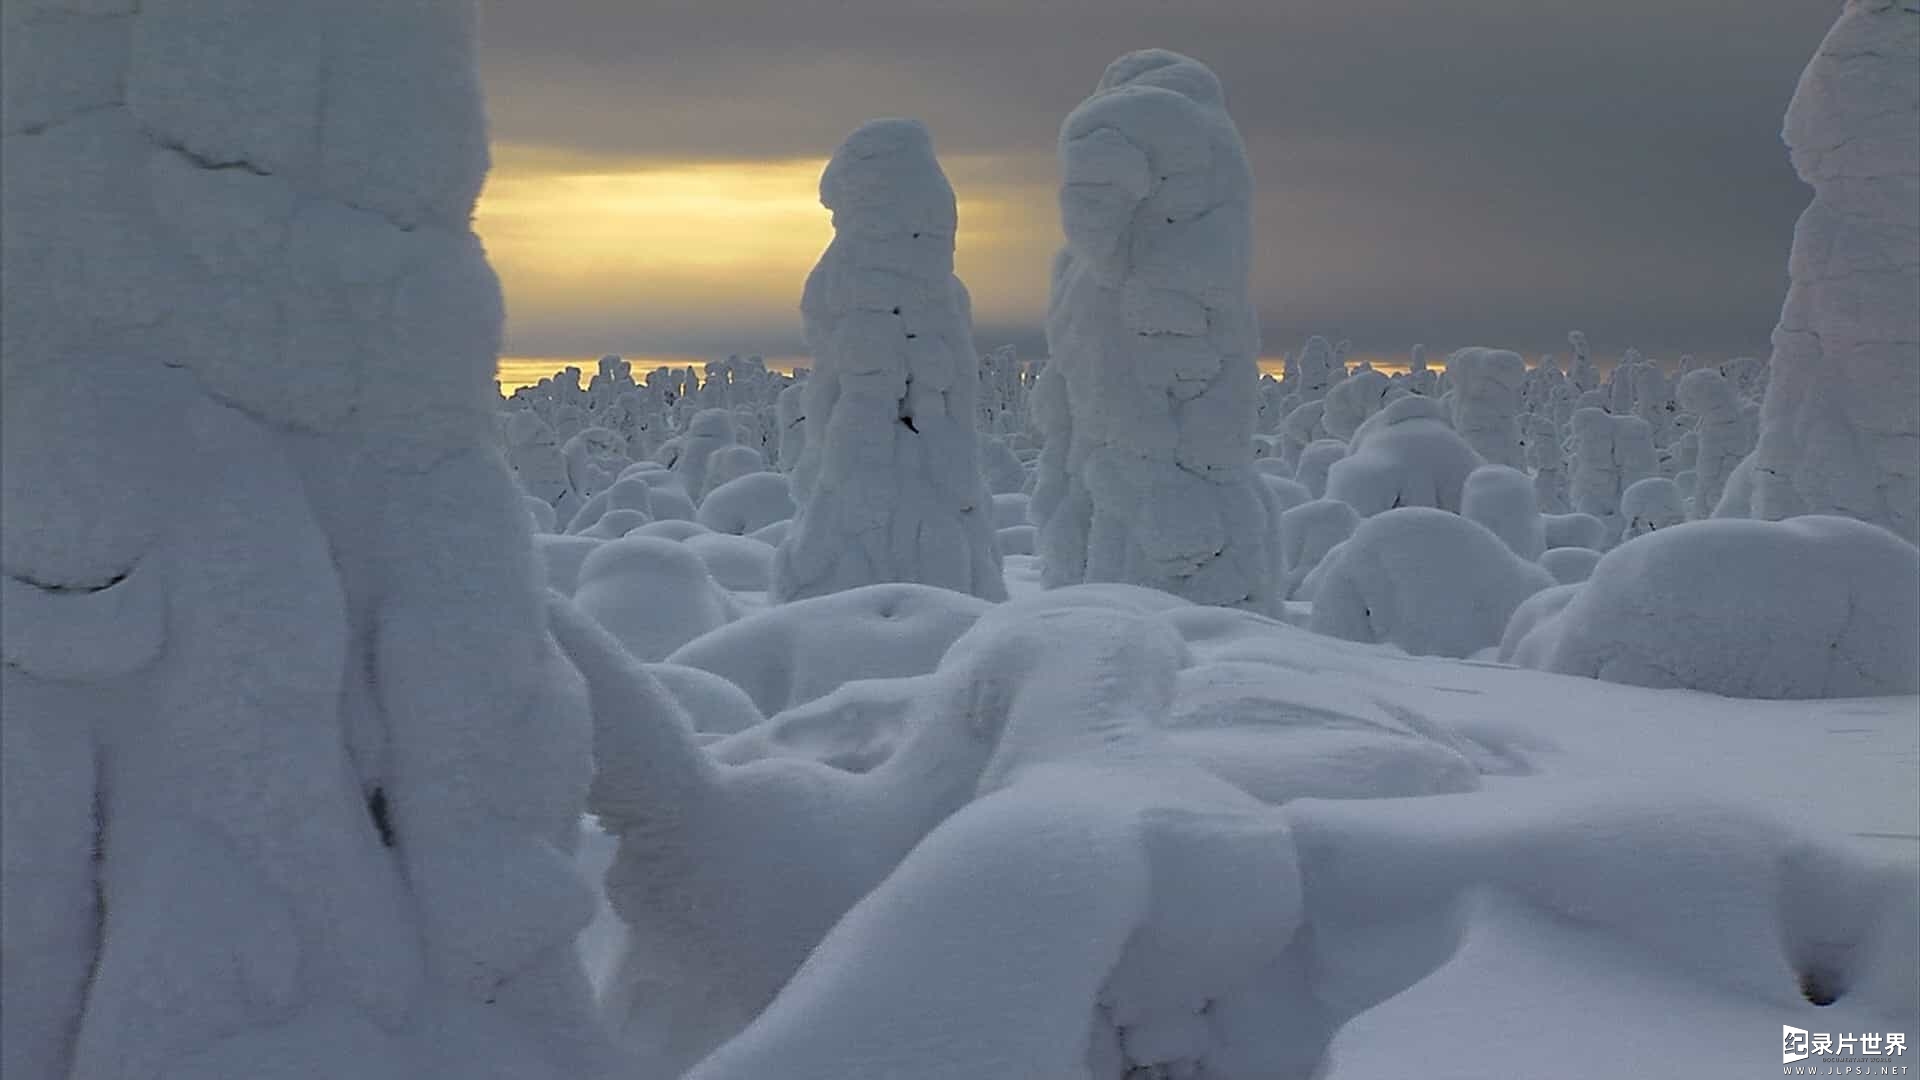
1325;669;1916;1080
7;2;1916;1078
573;554;1916;1077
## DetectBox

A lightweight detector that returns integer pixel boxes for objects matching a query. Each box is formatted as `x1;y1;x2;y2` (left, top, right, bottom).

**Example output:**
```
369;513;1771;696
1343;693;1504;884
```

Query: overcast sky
474;0;1841;367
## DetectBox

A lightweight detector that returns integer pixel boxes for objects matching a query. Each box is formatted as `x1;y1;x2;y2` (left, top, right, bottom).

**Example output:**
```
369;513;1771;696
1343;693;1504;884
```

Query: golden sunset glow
478;148;833;296
495;354;809;394
475;145;1432;396
494;353;1423;394
476;142;1057;381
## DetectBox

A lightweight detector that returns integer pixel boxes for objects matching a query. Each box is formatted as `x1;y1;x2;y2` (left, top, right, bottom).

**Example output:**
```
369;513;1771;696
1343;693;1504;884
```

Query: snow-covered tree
563;426;633;515
704;444;767;495
774;381;808;472
1279;497;1361;599
1619;476;1687;541
1321;369;1405;442
1325;395;1485;517
1447;347;1527;467
1568;407;1657;539
1675;368;1750;520
1525;414;1571;513
1404;342;1439;396
1256;374;1288;434
1463;465;1548;561
0;2;609;1076
1632;362;1680;446
1740;0;1919;543
1525;516;1920;698
506;410;570;506
1030;50;1276;610
1294;438;1350;500
772;119;1005;602
1277;399;1329;473
1606;348;1644;416
1290;335;1342;403
978;344;1026;434
1521;357;1564;417
1309;508;1555;658
672;408;739;505
1567;331;1599;394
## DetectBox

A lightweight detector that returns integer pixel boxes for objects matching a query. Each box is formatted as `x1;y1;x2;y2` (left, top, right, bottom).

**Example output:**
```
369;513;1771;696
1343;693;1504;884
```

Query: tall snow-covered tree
1031;50;1277;610
1;2;609;1076
1741;0;1919;543
772;119;1006;603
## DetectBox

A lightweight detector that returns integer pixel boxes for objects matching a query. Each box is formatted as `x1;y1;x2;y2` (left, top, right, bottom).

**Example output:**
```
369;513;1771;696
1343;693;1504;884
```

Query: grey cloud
478;0;1842;362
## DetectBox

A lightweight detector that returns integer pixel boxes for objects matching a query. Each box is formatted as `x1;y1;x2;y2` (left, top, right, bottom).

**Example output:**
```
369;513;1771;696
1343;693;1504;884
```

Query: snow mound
629;519;709;543
1619;475;1685;541
645;482;698;523
1165;661;1482;803
1325;395;1485;517
1462;465;1546;561
533;534;601;596
682;532;775;593
1278;498;1360;600
1262;474;1312;513
703;445;765;495
1309;507;1556;658
748;520;791;547
553;592;1024;1074
708;674;937;772
1525;516;1920;697
1538;546;1602;585
579;508;650;540
1291;784;1918;1021
1496;582;1584;666
694;472;794;536
991;491;1031;530
980;437;1029;495
667;583;990;715
1294;439;1349;500
688;604;1310;1080
996;524;1037;555
646;663;767;736
573;537;735;661
1542;511;1606;551
523;496;556;534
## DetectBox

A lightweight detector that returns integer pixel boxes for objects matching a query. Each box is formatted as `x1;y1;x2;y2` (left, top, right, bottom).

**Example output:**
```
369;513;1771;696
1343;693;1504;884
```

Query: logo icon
1785;1026;1811;1064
